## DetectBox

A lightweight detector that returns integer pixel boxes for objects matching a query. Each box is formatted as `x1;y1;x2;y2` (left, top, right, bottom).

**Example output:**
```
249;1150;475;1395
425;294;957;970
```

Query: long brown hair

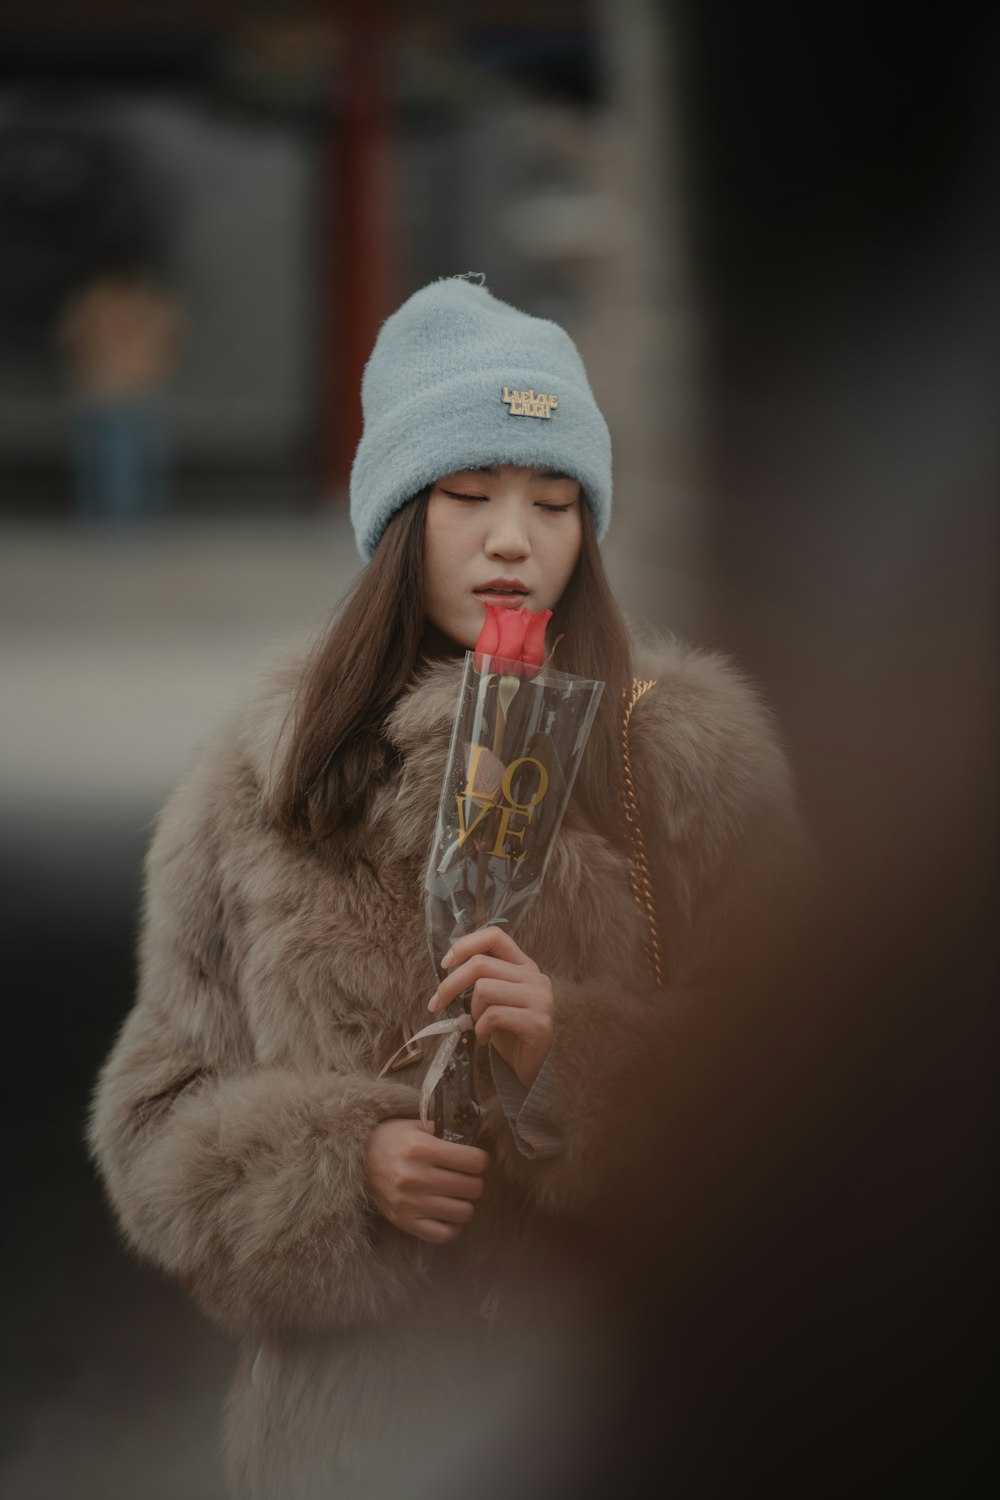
272;492;635;848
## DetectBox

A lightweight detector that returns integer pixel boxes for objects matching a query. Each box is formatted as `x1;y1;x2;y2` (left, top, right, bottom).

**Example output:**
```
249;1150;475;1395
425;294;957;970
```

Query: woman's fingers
387;1163;485;1204
381;1175;482;1234
475;1001;551;1047
442;925;531;971
411;1218;464;1245
418;1166;486;1200
419;1136;490;1176
397;1186;479;1239
467;978;539;1021
430;954;523;1012
367;1121;489;1243
416;1194;477;1225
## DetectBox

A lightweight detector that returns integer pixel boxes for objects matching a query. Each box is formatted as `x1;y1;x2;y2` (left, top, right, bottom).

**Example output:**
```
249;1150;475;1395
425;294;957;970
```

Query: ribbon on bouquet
377;1011;475;1130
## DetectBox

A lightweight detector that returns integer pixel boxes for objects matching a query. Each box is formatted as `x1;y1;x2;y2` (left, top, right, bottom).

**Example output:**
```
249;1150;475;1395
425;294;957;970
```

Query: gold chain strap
621;678;664;987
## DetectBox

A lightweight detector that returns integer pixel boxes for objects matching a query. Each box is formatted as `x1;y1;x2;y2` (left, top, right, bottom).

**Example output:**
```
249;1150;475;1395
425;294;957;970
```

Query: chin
454;608;486;648
424;617;476;655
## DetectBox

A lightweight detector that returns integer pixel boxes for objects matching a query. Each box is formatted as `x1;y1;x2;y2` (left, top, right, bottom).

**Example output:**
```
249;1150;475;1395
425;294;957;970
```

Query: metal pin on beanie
501;385;559;419
349;274;612;561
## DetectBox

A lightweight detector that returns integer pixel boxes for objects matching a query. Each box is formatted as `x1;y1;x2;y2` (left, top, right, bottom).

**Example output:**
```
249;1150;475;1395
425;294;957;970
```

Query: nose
484;504;530;561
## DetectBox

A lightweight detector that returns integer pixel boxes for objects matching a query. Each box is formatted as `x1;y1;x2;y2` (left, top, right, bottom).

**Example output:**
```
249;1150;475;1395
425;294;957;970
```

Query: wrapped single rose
380;606;604;1145
473;602;552;676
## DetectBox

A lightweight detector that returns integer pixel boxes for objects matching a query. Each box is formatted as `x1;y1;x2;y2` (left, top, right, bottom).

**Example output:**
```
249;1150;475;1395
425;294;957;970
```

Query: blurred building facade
0;0;701;604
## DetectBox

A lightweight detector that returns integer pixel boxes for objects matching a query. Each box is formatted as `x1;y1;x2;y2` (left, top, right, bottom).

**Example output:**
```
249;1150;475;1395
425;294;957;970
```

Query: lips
473;577;528;605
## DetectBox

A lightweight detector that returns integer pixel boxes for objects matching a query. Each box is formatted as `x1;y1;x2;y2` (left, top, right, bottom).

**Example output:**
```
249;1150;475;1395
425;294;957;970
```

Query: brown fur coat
88;635;804;1499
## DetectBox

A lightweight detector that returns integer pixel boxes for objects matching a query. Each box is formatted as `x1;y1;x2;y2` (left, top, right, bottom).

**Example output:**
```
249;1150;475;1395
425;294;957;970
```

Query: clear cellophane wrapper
414;651;604;1143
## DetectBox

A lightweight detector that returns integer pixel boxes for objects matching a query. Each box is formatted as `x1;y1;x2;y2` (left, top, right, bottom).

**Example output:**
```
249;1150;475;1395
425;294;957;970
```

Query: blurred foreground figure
88;277;806;1499
56;259;185;523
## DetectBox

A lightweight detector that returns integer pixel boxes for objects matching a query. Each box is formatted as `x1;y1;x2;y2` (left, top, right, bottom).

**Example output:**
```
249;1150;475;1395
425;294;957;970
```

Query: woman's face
423;463;583;650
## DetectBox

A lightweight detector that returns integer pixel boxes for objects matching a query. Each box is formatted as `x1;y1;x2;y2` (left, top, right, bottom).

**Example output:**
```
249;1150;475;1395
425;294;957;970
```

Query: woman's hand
364;1119;489;1245
428;926;555;1091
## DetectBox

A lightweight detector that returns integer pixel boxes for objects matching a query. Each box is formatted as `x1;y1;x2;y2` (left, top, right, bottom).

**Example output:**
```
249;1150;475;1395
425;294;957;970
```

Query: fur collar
383;654;469;751
233;630;756;845
380;633;720;749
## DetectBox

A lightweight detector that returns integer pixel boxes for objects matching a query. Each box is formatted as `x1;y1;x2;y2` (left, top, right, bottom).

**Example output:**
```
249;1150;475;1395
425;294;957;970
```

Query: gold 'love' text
456;747;550;861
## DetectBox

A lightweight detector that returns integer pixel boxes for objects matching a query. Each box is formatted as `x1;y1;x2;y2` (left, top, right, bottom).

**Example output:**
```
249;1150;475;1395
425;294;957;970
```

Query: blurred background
1;2;996;1496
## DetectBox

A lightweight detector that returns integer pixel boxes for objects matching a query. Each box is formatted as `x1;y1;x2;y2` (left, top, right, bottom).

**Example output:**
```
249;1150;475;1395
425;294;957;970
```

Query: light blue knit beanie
349;274;612;561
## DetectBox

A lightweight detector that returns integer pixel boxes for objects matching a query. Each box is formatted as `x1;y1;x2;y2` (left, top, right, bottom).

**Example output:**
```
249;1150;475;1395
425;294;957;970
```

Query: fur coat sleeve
87;727;429;1340
485;641;810;1217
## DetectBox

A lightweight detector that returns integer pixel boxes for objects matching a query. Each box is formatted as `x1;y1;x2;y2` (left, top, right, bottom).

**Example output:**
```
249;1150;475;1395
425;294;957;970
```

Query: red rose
474;603;553;676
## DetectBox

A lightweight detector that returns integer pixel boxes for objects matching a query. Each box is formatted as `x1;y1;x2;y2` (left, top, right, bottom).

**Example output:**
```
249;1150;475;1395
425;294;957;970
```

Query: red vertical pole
322;0;396;508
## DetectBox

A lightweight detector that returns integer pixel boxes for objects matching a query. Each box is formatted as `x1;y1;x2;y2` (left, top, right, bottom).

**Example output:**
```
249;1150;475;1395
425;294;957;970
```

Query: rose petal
522;609;552;675
473;602;502;671
496;606;530;669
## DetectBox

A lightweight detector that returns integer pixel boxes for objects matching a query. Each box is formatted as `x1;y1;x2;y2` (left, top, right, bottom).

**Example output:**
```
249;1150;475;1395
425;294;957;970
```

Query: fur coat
88;635;804;1500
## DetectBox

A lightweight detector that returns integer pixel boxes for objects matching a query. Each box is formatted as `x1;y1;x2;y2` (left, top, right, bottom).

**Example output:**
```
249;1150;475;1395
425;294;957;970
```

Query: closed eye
438;489;573;512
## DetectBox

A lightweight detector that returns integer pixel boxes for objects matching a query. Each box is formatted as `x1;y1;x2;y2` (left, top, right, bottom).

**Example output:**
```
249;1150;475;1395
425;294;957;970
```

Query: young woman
89;276;804;1499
